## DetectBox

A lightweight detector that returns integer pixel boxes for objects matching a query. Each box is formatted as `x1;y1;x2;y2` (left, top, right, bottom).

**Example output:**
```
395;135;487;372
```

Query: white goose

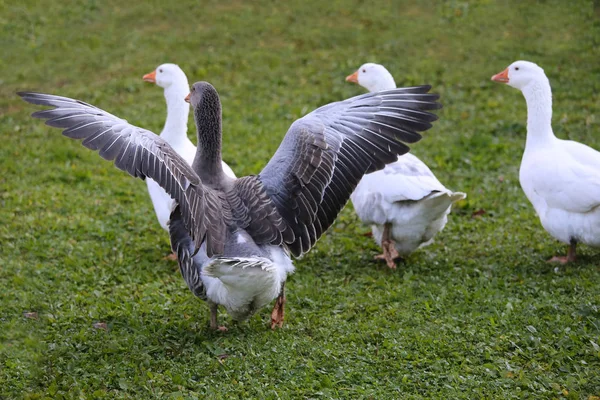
142;63;235;234
492;60;600;263
346;63;465;268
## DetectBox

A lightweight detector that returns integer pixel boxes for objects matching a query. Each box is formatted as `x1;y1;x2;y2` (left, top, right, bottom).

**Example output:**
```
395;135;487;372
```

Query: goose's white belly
536;206;600;246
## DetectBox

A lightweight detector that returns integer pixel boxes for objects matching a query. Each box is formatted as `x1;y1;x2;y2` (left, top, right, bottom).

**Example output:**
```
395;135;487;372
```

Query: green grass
1;0;600;398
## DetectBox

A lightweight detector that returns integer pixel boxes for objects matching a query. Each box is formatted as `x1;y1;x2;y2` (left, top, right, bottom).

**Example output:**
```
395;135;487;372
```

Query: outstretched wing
258;86;441;256
18;92;228;256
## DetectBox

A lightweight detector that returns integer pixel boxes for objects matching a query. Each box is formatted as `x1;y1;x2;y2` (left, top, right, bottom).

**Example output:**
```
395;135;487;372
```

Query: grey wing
169;205;207;299
18;92;228;256
229;175;293;246
259;86;442;257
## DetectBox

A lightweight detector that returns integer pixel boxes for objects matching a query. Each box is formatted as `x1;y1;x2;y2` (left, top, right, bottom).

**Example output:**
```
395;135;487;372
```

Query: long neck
521;78;555;150
161;82;190;142
192;93;224;185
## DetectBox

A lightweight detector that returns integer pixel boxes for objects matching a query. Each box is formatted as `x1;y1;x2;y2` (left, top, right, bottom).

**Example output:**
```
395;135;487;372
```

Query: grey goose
19;81;441;330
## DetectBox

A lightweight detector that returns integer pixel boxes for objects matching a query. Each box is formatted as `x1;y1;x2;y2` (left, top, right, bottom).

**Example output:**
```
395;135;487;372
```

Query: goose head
143;63;188;89
184;81;220;108
346;63;396;92
491;60;547;91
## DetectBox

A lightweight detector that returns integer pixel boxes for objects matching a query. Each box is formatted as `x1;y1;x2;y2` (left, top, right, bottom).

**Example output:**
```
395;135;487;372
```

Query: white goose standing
142;64;235;233
346;63;465;268
492;60;600;263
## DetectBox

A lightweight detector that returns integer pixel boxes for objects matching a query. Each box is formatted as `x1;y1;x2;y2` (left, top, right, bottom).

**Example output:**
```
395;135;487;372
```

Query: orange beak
184;93;190;103
345;70;359;84
143;70;156;83
491;68;509;83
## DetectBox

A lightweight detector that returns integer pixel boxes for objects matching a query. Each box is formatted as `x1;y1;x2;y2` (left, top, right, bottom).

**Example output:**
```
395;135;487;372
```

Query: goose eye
159;69;163;73
514;67;519;71
362;69;366;73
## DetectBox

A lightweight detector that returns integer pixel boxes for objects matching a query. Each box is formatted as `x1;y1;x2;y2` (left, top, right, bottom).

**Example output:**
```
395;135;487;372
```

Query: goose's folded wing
257;86;442;256
374;154;448;202
18;92;228;256
536;162;600;213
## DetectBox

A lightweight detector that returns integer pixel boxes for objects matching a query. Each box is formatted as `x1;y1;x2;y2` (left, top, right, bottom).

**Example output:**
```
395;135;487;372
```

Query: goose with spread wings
19;81;441;330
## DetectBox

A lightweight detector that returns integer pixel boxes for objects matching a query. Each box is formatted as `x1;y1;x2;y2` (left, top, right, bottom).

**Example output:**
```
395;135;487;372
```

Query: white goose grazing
346;63;465;268
492;60;600;264
20;81;441;330
142;63;235;233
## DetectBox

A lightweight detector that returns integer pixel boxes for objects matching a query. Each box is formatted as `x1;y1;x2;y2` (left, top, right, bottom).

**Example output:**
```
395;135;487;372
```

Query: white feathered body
351;153;465;256
520;138;600;247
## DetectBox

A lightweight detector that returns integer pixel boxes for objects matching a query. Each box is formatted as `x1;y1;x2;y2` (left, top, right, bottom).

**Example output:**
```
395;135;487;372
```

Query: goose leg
547;239;577;264
567;240;577;263
209;302;228;332
270;283;286;329
374;223;399;269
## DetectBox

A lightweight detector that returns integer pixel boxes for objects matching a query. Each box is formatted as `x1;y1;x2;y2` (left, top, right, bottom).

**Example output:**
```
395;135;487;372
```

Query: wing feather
19;91;227;256
258;86;442;256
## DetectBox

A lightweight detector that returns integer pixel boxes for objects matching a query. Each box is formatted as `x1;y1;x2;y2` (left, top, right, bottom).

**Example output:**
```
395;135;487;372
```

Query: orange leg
547;240;577;264
374;223;399;269
209;302;227;331
270;283;286;329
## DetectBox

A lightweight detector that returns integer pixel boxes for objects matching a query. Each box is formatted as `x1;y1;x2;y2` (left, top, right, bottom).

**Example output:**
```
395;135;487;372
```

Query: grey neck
192;92;225;186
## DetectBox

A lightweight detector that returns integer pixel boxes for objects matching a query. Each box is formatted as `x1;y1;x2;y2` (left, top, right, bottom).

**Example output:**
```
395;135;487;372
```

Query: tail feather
449;191;467;203
420;190;465;217
203;257;278;293
203;257;281;320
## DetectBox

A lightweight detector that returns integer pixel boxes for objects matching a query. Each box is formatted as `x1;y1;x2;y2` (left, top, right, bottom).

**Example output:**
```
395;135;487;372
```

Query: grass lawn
1;0;600;398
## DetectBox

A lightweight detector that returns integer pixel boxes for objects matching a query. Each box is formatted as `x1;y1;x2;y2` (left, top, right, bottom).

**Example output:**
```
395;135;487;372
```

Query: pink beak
491;68;509;83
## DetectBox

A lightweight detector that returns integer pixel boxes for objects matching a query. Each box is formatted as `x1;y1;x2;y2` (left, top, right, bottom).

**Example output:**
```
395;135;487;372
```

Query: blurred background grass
1;0;599;398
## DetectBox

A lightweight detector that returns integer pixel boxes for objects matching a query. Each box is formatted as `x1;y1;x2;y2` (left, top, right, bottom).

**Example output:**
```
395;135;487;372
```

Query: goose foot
216;326;228;332
270;285;286;329
547;256;570;264
164;252;178;261
375;240;400;269
547;240;577;264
